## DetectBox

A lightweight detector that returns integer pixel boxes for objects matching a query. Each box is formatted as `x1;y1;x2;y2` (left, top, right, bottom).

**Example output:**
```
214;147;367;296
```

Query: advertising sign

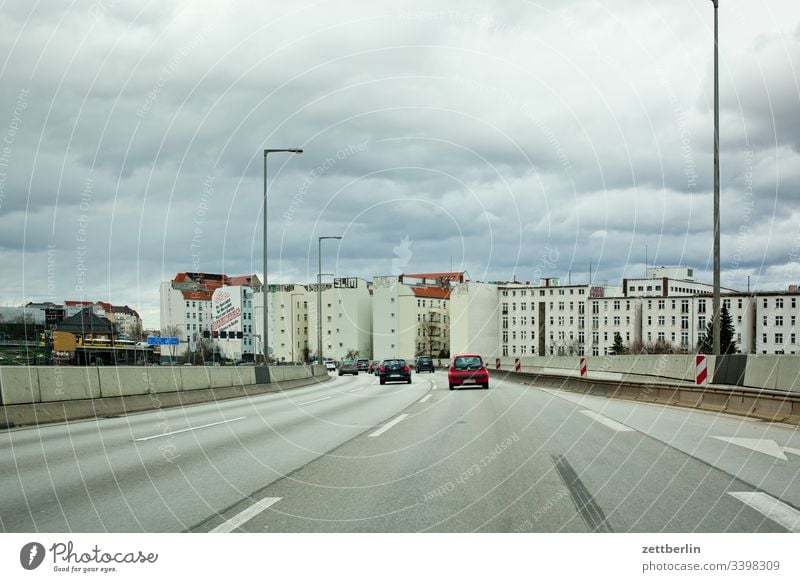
333;277;358;289
212;287;242;334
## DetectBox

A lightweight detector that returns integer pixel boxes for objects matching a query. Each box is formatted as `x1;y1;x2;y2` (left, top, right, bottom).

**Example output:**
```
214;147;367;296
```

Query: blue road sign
147;337;180;346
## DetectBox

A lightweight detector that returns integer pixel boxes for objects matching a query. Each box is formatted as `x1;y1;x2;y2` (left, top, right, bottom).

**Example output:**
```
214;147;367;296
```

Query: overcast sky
0;0;798;328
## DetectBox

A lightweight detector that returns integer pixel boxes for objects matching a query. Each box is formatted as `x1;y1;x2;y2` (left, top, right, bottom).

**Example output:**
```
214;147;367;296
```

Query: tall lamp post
262;148;303;364
710;0;721;355
317;235;342;362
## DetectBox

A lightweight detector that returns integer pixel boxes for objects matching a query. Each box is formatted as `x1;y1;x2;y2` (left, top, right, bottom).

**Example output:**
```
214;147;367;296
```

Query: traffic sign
147;337;180;345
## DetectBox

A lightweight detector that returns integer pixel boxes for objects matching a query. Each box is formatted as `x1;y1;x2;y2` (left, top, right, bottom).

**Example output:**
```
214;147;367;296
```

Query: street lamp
710;0;721;355
262;148;303;365
317;236;342;363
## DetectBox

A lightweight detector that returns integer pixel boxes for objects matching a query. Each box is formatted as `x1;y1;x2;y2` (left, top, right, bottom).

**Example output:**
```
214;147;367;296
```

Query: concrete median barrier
776;359;800;394
0;367;41;405
39;368;101;402
180;367;212;391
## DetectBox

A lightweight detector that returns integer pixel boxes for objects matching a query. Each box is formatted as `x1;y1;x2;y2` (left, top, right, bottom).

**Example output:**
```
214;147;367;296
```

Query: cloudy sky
0;0;798;328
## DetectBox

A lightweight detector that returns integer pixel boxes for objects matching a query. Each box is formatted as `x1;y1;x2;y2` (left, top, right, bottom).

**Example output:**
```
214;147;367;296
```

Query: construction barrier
579;357;587;377
514;358;521;372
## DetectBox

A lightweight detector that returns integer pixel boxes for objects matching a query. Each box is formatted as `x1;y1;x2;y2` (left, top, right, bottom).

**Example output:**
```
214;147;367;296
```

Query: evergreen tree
698;304;737;354
610;332;626;355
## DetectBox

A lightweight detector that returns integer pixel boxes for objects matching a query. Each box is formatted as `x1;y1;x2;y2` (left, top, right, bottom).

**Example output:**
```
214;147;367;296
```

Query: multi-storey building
306;277;373;362
372;272;460;362
449;281;500;358
159;272;260;356
269;284;311;363
753;290;800;354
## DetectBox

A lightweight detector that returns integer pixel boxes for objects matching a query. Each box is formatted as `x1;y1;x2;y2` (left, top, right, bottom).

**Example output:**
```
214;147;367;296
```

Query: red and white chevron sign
495;358;501;370
696;355;708;385
579;357;587;377
514;358;521;372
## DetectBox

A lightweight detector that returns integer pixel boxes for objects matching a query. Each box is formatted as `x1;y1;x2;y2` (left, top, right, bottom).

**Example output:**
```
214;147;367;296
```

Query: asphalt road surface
1;370;799;533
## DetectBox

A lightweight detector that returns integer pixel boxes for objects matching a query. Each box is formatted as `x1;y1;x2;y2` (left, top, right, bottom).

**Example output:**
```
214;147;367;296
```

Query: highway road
1;370;799;533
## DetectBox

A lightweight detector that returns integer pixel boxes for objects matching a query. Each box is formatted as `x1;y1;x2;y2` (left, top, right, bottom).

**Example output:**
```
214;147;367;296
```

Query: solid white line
729;492;800;532
210;497;282;533
369;414;409;437
419;394;432;403
349;387;365;393
134;417;246;442
579;410;635;432
298;396;332;406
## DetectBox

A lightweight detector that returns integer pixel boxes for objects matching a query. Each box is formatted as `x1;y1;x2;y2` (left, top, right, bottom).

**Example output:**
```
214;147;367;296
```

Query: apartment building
754;290;800;354
306;277;372;362
159;272;260;356
372;272;460;362
449;280;499;358
269;284;311;363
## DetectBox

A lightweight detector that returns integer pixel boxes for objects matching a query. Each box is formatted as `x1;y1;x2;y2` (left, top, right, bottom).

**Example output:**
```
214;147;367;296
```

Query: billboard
212;287;242;334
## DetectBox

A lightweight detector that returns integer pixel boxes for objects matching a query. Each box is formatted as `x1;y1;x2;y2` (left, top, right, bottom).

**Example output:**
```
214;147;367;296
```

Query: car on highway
415;356;435;373
355;358;370;373
338;360;358;376
379;358;411;385
324;360;336;372
448;354;489;390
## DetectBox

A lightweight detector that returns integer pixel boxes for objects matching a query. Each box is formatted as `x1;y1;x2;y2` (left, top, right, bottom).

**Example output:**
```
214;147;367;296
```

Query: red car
448;354;489;390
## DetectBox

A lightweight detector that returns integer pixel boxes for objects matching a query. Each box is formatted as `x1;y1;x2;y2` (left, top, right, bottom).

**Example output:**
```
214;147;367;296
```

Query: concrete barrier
39;368;101;402
776;358;800;394
180;367;212;391
0;367;41;405
99;368;153;398
742;356;779;391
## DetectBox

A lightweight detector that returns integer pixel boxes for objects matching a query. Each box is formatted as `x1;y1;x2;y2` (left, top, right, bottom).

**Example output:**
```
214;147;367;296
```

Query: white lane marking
579;410;635;432
713;437;788;461
298;396;332;406
419;394;432;403
349;387;365;393
369;414;409;437
134;417;246;442
728;492;800;533
210;497;282;533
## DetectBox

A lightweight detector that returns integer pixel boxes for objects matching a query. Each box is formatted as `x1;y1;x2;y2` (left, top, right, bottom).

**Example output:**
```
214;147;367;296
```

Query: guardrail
490;363;800;426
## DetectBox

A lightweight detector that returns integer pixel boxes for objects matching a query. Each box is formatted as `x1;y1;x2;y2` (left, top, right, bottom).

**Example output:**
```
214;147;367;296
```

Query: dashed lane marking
579;410;635;432
368;414;409;437
209;497;282;533
134;417;246;442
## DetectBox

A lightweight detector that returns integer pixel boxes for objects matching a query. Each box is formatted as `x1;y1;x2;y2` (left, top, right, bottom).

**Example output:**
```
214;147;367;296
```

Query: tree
162;325;182;362
610;332;626;355
698;304;737;354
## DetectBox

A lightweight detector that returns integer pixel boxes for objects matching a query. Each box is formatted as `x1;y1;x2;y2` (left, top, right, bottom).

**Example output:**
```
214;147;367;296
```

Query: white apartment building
449;281;500;358
372;273;459;362
159;272;260;356
587;295;642;356
269;284;310;363
495;281;621;358
306;277;373;361
754;291;800;354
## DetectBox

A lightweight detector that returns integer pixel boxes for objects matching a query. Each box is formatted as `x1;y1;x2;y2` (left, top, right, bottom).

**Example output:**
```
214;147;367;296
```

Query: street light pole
710;0;721;355
317;235;342;362
262;148;303;365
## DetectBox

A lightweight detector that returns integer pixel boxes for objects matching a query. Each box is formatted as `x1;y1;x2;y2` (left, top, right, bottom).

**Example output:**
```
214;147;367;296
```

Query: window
658;300;665;310
698;300;706;313
777;316;784;326
777;298;784;309
763;298;768;308
776;333;783;345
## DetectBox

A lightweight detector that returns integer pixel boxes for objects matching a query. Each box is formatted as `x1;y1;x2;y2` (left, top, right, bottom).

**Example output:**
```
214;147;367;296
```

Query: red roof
403;272;465;283
411;287;451;300
65;300;93;306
